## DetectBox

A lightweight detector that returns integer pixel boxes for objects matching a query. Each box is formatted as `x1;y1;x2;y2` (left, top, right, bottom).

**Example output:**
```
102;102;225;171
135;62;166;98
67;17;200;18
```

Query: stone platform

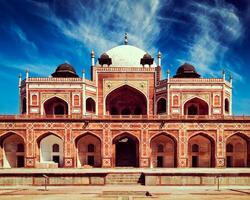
0;168;249;186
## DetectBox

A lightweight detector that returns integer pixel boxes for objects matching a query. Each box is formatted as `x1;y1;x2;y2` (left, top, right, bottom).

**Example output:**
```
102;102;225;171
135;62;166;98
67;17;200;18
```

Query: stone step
103;191;148;196
106;174;141;178
106;173;144;185
106;180;140;182
107;176;141;178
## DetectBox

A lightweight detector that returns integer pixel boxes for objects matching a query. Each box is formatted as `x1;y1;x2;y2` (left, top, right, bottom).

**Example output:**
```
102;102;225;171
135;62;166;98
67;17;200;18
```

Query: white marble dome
97;45;156;67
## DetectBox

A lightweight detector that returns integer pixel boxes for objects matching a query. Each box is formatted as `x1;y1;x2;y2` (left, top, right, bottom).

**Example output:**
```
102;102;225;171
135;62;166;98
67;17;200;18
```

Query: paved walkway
0;185;249;199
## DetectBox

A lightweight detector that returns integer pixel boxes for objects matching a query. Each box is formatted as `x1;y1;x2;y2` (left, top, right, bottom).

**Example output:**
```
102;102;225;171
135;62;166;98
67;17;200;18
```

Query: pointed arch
149;132;178;143
43;96;69;115
0;132;25;168
105;85;147;115
36;132;63;146
188;132;215;167
22;97;27;114
226;132;250;167
184;97;209;115
74;132;102;146
150;132;177;168
36;132;64;168
225;98;229;113
188;132;216;142
52;144;60;152
225;132;250;141
157;98;167;114
112;132;139;167
113;132;140;143
192;144;199;152
0;131;25;146
86;97;96;113
75;132;101;167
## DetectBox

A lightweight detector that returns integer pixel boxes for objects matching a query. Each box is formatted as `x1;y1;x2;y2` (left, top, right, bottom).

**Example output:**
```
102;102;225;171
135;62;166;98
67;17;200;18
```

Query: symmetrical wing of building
0;35;249;169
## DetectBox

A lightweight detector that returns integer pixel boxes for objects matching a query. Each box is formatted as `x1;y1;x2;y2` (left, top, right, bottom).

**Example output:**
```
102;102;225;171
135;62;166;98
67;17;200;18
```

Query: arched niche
157;98;167;114
150;133;177;167
37;133;64;167
86;98;96;113
188;133;215;167
22;97;26;114
226;133;250;167
75;133;101;167
184;97;209;115
0;132;25;168
225;98;229;113
43;97;68;115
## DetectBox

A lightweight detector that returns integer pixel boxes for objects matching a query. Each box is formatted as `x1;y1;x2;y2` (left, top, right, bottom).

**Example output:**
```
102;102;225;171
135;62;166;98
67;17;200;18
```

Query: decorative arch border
103;84;149;115
85;96;97;103
187;131;216;167
0;131;26;145
112;131;140;167
74;131;102;167
188;131;216;143
149;131;178;168
112;131;140;143
104;81;148;98
74;131;102;146
36;131;64;147
225;131;250;141
149;131;178;144
41;95;70;115
156;97;167;104
182;96;210;115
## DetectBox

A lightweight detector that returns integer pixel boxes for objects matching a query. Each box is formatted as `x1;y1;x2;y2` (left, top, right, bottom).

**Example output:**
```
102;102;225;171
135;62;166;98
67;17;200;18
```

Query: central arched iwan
106;85;147;115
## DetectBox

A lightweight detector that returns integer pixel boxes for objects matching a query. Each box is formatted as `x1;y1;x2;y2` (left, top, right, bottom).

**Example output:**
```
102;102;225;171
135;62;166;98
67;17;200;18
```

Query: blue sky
0;0;250;115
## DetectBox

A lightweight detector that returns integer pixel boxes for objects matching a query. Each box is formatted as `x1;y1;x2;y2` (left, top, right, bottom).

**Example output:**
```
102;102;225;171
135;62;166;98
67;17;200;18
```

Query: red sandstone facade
0;39;249;169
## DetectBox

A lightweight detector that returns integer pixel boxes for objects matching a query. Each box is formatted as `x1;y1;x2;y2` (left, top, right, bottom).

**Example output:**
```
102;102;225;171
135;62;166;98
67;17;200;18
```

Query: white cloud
0;54;56;77
30;0;161;56
11;24;37;50
183;1;243;80
28;0;244;81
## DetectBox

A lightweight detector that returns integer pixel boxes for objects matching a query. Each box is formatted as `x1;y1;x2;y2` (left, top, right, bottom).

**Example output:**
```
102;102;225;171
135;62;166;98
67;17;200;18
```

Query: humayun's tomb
0;34;250;183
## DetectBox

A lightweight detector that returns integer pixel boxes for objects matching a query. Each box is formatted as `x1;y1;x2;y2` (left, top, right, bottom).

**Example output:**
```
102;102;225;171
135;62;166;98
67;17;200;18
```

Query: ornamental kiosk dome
173;63;200;78
140;52;154;66
51;63;79;78
98;53;112;66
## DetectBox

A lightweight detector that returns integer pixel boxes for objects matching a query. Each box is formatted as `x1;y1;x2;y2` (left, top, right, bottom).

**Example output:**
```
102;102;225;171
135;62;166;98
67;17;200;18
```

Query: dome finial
124;32;128;45
26;68;29;79
91;49;95;66
157;51;161;67
222;69;225;80
230;73;233;84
